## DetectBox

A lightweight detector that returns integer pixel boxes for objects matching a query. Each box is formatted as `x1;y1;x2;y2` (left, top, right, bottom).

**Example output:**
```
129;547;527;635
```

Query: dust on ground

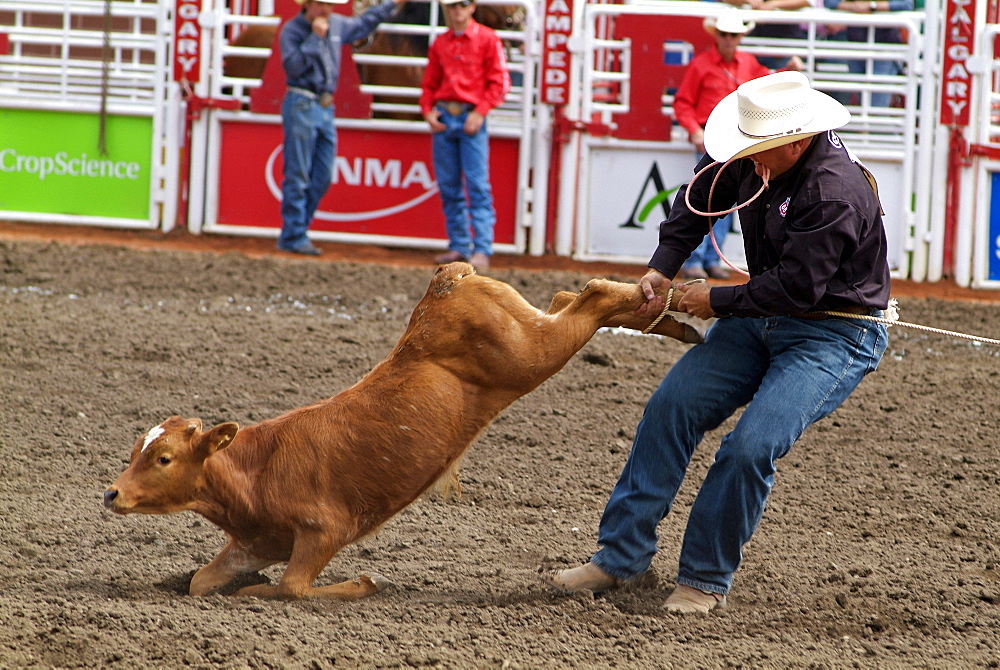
1;237;998;669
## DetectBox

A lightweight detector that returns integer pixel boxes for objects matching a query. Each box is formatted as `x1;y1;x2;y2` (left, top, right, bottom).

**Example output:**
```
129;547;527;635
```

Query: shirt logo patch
779;197;791;217
828;130;842;149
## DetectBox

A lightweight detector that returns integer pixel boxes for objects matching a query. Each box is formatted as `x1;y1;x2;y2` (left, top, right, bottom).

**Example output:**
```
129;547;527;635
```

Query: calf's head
103;416;239;515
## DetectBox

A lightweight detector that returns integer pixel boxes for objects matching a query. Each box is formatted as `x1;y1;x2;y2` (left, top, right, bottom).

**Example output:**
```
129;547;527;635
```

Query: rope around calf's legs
642;287;674;335
642;280;707;335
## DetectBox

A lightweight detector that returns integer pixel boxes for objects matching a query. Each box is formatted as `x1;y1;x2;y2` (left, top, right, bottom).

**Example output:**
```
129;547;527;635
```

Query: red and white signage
940;0;975;126
173;0;202;82
215;122;518;244
541;0;573;106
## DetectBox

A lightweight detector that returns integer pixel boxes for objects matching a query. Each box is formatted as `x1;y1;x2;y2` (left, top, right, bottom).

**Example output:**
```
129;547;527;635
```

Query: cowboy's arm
281;19;322;79
476;31;510;115
339;0;400;44
418;40;444;116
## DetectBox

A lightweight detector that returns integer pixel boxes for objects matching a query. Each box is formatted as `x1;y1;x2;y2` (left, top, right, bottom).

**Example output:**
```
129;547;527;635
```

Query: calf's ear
196;422;240;458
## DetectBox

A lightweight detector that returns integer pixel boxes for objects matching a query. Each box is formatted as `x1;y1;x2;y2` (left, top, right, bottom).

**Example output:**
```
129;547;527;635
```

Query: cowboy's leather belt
289;86;333;107
437;101;473;115
794;305;874;320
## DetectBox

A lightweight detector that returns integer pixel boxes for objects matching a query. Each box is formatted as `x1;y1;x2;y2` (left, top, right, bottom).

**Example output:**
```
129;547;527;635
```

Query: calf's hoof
362;573;394;592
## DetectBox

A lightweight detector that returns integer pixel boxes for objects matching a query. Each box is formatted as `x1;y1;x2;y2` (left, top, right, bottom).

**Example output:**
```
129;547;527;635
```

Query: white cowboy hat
293;0;349;5
703;71;851;162
703;11;756;36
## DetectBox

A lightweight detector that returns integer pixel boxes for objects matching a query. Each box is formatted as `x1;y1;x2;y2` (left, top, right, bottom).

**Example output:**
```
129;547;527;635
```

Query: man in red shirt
419;0;510;273
673;12;772;279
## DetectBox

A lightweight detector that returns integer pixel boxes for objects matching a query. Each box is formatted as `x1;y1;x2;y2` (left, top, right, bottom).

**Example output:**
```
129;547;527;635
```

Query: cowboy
276;0;405;256
420;0;510;273
544;71;891;613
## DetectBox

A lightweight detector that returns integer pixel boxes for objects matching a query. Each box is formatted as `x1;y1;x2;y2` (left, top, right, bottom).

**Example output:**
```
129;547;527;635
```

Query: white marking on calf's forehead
141;424;166;452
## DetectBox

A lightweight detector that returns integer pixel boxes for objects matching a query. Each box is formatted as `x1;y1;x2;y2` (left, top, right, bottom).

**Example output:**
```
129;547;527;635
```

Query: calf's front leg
234;529;388;601
547;282;702;343
190;540;277;596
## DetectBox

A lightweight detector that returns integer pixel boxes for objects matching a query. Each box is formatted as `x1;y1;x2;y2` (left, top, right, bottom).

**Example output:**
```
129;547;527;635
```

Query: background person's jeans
684;150;731;272
683;214;731;272
824;28;903;108
432;109;495;258
591;313;887;594
279;91;336;250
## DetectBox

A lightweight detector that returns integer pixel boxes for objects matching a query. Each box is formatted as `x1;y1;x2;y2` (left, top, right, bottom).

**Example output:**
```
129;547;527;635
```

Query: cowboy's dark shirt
648;131;891;317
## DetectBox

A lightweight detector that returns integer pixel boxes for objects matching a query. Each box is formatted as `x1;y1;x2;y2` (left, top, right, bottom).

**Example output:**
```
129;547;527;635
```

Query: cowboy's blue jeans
591;313;887;595
431;108;495;257
279;91;336;250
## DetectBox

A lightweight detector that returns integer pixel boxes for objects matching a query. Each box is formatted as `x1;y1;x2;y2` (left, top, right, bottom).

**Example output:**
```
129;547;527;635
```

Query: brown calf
103;262;700;600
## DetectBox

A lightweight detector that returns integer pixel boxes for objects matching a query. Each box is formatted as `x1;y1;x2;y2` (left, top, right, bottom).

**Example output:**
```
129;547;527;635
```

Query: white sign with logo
585;146;706;262
585;143;905;270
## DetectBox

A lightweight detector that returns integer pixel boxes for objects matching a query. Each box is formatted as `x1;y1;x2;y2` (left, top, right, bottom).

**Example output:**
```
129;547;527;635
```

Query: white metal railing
0;0;166;114
561;1;932;272
973;24;1000;148
582;3;925;153
207;3;281;107
202;0;536;127
349;0;537;126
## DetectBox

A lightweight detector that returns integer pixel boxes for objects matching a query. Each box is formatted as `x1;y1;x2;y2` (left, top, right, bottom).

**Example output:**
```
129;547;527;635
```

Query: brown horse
223;24;279;81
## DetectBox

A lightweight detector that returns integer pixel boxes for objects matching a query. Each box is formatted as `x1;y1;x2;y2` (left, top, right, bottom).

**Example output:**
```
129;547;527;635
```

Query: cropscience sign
0;108;153;220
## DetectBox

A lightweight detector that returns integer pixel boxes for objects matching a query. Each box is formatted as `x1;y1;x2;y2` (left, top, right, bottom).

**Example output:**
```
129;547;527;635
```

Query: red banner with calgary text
541;0;573;105
173;0;202;82
940;0;976;126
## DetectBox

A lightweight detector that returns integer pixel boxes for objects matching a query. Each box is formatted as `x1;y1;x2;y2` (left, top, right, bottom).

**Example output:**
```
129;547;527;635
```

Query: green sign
0;109;153;220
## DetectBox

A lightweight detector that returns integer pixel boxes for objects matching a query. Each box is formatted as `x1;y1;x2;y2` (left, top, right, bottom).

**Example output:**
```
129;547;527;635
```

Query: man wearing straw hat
544;71;890;613
277;0;405;256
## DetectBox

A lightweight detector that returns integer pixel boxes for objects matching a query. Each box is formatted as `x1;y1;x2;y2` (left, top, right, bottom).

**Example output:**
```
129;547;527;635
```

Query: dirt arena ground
1;225;998;668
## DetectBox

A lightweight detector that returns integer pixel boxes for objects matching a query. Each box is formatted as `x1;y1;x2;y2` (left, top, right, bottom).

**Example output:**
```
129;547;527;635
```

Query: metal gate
0;0;176;230
552;1;935;280
958;18;1000;288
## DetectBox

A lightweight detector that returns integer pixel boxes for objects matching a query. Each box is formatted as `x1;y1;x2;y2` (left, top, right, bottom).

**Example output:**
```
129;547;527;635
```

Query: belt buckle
318;92;333;107
445;101;463;115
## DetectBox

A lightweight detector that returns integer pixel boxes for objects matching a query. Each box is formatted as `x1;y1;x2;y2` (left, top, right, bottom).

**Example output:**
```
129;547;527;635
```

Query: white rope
683;159;769;278
646;294;1000;348
642;286;674;335
815;309;1000;347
